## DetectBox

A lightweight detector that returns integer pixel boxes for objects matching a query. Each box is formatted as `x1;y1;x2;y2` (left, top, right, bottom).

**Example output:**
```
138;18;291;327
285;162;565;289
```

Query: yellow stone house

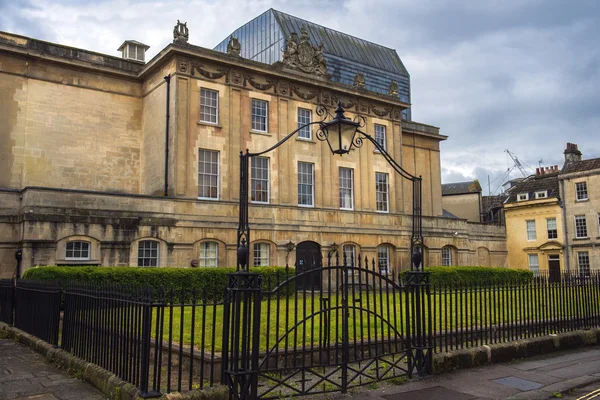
0;10;507;277
504;166;564;278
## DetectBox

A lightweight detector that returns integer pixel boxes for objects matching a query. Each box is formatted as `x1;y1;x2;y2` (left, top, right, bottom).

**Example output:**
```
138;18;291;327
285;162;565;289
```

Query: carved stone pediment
281;28;330;79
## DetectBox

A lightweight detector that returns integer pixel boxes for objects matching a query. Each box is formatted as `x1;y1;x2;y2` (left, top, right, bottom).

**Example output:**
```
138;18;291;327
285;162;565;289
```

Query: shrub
23;266;296;300
401;266;533;286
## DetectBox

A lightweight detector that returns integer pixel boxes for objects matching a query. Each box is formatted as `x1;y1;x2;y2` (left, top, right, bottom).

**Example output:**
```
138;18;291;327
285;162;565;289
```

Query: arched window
442;246;452;266
138;240;159;267
377;245;391;274
342;244;356;266
199;241;218;267
65;241;91;261
253;243;270;266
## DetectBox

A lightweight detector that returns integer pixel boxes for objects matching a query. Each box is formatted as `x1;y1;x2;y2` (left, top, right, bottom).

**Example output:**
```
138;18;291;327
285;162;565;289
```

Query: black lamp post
236;102;424;272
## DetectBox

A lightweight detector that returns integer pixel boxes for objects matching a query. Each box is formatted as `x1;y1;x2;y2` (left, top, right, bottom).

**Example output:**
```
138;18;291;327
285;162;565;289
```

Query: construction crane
505;149;532;178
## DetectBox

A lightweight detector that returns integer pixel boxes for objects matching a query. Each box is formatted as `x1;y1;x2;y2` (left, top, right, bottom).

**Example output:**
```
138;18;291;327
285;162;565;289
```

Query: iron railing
0;279;15;325
14;280;61;346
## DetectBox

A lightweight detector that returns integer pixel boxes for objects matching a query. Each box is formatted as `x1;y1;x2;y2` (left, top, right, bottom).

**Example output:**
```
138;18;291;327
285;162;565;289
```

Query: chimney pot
536;167;540;175
555;164;558;171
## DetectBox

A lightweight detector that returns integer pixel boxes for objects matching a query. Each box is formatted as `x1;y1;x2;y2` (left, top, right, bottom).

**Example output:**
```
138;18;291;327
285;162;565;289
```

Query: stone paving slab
0;339;106;400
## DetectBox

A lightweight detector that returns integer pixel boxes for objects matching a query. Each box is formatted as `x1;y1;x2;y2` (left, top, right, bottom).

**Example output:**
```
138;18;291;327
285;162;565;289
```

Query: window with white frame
298;162;314;207
251;99;268;132
526;220;537;241
375;172;389;212
339;167;354;210
578;251;590;276
198;149;219;199
253;243;270;267
200;88;218;124
377;245;390;274
343;244;356;267
251;156;269;203
138;240;159;267
199;242;218;268
575;215;587;238
547;218;558;240
297;108;312;139
576;182;588;201
374;124;386;151
441;246;452;266
528;254;539;276
535;191;547;199
517;193;529;201
66;241;90;260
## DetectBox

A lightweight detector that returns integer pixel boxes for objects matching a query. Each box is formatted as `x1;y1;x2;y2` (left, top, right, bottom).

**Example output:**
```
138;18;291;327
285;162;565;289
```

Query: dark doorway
295;241;322;291
548;255;561;283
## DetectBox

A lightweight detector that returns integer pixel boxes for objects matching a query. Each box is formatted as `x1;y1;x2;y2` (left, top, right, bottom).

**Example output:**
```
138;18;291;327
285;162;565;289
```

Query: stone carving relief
278;81;290;96
231;70;244;86
393;109;402;120
353;72;365;89
173;20;189;45
388;80;399;96
227;36;241;56
246;76;275;92
359;101;368;114
332;95;355;109
178;60;188;73
370;105;391;117
282;28;329;78
320;92;331;105
191;63;227;80
291;86;317;101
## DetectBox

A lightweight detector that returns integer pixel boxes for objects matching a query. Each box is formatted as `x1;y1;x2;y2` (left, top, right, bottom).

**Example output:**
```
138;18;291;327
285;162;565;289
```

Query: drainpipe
559;178;570;272
164;74;171;197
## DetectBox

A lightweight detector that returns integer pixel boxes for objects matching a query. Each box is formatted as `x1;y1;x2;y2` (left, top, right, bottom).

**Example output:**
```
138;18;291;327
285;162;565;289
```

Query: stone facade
0;29;507;278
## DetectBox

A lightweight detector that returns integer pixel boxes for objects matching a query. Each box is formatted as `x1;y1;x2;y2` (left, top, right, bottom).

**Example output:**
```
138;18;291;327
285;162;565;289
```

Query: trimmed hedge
401;266;533;285
23;266;296;300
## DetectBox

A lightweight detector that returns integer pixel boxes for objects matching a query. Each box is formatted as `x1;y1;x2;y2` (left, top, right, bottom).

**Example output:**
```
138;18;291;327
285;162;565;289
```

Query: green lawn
151;283;600;352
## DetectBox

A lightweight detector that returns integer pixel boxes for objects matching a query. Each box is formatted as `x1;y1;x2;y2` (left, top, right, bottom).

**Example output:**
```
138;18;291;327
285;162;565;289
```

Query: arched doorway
295;241;322;290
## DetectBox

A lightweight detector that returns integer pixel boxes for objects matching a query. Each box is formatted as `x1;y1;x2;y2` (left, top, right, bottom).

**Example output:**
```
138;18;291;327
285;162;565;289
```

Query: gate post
405;270;432;377
223;271;262;400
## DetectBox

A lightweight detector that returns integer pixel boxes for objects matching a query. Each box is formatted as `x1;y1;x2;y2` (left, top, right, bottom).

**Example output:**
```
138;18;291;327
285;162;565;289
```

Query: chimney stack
564;143;582;164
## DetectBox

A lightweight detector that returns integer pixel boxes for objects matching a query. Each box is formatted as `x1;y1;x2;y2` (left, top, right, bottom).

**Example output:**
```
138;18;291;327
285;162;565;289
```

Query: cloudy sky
2;0;598;194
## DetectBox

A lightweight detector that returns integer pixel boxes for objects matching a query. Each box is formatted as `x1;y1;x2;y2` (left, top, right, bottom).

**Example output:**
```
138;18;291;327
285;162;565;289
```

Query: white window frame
343;244;356;268
535;190;547;199
198;149;219;200
517;193;529;201
297;108;312;140
441;247;452;266
374;124;386;151
576;182;588;201
138;240;159;267
253;243;270;267
65;241;91;261
251;98;268;132
298;162;315;207
577;251;590;276
575;215;588;238
251;156;269;204
546;218;558;240
375;172;389;213
377;245;390;274
526;220;537;241
528;254;539;276
339;167;354;210
200;88;219;124
199;241;218;268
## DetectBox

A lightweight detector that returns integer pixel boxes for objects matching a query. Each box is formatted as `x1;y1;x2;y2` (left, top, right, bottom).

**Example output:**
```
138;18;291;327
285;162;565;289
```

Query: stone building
441;180;482;223
559;143;600;273
0;11;507;278
504;143;600;276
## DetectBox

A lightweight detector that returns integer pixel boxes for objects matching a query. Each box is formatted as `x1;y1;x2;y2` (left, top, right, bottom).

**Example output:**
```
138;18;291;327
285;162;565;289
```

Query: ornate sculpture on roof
227;36;241;56
173;20;189;45
388;80;399;96
353;72;365;89
281;27;329;78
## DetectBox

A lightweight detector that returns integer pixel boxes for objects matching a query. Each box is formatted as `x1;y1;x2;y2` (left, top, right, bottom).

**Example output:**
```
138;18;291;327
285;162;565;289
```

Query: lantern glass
321;103;360;155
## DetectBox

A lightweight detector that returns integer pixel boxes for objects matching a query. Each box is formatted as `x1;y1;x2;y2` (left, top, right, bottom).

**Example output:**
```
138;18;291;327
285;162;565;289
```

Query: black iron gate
222;254;432;399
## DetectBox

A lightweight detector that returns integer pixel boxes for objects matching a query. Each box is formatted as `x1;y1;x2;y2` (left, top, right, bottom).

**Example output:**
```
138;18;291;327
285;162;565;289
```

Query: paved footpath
339;347;600;400
0;339;106;400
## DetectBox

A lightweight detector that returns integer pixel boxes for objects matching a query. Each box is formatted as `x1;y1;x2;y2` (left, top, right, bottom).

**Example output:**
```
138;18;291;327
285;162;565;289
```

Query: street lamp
236;102;424;273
